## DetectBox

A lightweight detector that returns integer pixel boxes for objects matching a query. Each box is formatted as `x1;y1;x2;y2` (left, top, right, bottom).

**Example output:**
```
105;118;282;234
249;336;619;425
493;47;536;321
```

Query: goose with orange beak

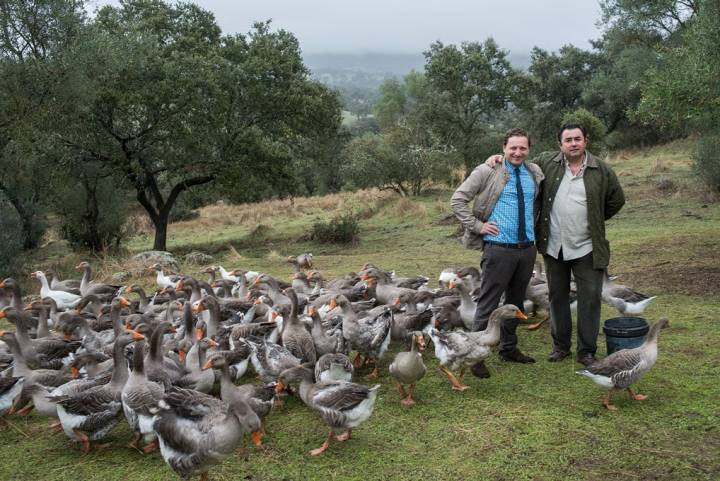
153;379;262;480
276;364;380;456
203;355;269;444
428;304;527;391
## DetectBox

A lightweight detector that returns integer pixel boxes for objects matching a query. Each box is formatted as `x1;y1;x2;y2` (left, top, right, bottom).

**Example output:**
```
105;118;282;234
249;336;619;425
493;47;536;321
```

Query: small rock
133;250;179;270
112;271;132;283
184;251;213;264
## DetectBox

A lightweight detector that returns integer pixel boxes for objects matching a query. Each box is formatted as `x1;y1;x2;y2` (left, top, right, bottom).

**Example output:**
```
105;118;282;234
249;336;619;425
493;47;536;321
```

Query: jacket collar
552;151;599;168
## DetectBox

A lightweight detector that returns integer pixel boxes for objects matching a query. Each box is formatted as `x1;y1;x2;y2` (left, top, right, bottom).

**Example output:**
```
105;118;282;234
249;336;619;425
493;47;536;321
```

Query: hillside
2;140;719;481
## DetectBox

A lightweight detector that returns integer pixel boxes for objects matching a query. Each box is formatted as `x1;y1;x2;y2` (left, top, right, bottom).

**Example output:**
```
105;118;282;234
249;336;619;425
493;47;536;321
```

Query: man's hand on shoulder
484;154;502;168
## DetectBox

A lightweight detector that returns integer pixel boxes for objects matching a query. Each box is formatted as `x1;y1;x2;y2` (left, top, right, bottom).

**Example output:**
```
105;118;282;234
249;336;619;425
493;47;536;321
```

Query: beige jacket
450;161;545;250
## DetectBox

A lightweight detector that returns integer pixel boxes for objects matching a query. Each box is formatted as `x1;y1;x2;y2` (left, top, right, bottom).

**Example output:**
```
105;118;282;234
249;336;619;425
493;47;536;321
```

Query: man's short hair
557;123;587;142
504;128;531;147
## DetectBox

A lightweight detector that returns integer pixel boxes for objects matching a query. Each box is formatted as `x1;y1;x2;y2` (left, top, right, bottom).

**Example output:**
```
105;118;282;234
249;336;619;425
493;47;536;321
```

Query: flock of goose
0;255;666;480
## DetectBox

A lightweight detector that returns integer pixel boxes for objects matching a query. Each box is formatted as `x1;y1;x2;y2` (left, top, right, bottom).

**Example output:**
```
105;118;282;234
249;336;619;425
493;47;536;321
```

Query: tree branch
162;175;216;216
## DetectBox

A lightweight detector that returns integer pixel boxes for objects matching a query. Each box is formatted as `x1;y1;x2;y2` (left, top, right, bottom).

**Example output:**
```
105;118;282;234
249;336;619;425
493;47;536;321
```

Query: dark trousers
473;244;536;354
544;250;604;356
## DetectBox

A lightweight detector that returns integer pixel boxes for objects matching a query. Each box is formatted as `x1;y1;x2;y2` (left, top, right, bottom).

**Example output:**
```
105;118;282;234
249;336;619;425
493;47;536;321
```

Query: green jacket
534;151;625;269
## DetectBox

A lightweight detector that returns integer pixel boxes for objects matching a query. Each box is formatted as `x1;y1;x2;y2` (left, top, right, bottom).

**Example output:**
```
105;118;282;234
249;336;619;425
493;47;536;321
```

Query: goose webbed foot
603;388;618;411
440;366;469;391
310;431;333;456
627;388;647;401
49;420;63;433
127;432;142;450
142;439;159;453
527;317;547;330
400;383;416;405
74;429;91;454
14;403;34;416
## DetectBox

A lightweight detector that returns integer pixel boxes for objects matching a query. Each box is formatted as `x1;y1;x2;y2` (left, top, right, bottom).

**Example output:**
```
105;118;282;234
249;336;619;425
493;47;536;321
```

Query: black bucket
603;317;649;355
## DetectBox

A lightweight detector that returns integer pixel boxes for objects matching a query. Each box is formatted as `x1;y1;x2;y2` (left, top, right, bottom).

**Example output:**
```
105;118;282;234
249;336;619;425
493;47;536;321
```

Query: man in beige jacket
451;128;545;378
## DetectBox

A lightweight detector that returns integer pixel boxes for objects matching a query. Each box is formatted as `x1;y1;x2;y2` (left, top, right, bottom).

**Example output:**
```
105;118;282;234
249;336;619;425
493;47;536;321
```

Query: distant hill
304;51;532;114
304;51;531;77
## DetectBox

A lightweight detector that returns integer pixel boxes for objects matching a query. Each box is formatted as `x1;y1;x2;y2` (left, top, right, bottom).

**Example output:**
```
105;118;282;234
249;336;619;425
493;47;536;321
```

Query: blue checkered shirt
483;159;535;244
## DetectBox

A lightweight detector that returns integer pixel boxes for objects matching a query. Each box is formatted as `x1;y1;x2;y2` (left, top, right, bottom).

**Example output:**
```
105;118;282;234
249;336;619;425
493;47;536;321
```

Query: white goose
216;265;241;283
448;278;477;330
31;271;82;310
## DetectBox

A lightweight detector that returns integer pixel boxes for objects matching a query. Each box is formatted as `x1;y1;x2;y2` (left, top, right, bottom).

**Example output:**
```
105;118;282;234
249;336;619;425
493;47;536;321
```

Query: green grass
2;139;720;480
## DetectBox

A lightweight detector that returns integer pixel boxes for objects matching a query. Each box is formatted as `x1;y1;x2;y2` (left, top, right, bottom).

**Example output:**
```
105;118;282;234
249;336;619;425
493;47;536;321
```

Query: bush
55;175;130;251
0;202;24;278
694;133;720;193
311;212;360;244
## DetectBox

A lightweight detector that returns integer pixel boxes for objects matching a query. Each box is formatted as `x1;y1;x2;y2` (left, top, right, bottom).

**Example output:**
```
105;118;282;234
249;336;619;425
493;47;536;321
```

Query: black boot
470;361;490;378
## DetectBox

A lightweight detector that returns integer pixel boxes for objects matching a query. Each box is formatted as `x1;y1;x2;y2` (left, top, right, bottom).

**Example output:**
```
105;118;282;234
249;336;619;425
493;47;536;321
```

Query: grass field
2;139;719;480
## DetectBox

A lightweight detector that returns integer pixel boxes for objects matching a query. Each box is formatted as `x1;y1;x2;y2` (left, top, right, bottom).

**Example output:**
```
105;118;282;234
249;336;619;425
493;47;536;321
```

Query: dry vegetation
170;189;395;230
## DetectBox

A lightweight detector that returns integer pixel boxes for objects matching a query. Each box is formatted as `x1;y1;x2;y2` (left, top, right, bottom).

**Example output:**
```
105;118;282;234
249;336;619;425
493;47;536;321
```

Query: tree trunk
20;211;40;250
132;173;214;252
152;213;169;251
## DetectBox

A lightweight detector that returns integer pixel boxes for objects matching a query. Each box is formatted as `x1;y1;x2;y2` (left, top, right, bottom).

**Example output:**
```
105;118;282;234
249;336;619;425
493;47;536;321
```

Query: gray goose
576;318;670;411
0;307;80;369
0;374;24;417
428;305;527;391
314;352;354;383
153;384;261;481
0;332;73;390
51;331;143;452
281;288;317;364
122;339;164;453
75;261;121;301
204;354;271;444
602;273;657;316
389;331;427;405
342;305;393;378
47;268;81;295
177;337;218;394
0;278;24;309
309;305;341;357
276;364;380;456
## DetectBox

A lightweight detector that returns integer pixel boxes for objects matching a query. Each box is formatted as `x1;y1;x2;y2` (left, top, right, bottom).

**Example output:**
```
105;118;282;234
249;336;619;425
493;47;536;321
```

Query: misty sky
90;1;605;55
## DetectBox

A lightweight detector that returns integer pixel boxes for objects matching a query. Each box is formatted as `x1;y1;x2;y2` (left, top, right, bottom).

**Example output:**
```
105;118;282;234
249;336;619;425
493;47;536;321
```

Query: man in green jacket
488;123;625;366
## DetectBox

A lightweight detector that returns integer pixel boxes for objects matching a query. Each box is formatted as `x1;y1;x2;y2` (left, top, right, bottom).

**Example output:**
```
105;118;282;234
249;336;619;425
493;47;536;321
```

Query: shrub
55;175;130;251
311;212;360;244
694;133;720;193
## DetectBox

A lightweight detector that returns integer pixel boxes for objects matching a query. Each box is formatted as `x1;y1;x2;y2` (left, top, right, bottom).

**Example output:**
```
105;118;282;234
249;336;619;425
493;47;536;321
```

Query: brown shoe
470;361;490;378
499;349;536;364
547;350;570;362
576;354;597;367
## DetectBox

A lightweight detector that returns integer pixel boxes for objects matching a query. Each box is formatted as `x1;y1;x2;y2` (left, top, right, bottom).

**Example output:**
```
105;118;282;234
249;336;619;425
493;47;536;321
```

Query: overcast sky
90;1;604;55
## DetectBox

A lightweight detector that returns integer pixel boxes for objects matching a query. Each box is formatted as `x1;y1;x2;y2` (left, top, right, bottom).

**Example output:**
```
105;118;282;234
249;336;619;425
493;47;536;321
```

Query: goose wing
580;348;649;388
312;382;371;412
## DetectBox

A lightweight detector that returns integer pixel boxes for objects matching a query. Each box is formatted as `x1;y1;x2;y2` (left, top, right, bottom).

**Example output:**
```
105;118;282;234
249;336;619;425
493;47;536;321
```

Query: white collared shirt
546;154;592;260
